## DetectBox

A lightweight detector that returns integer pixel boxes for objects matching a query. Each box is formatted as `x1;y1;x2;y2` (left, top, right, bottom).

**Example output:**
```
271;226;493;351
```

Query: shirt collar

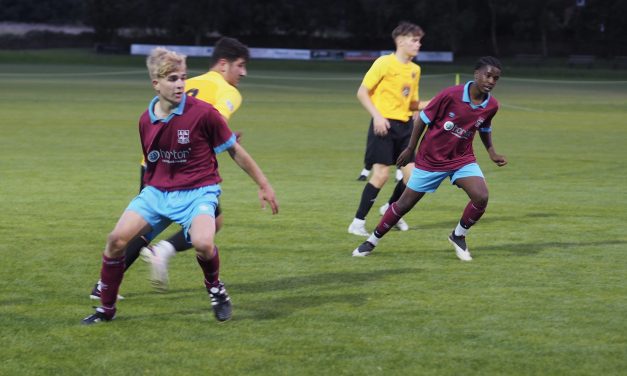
462;81;490;109
149;94;186;124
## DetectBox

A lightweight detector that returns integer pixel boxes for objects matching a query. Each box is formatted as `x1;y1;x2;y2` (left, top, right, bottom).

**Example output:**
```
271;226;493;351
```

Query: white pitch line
3;69;625;87
0;70;147;77
501;77;627;85
243;73;456;81
500;103;545;112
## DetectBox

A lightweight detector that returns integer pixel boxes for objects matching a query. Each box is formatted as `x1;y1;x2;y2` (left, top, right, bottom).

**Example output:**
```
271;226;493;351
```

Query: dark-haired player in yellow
90;37;250;299
348;21;429;237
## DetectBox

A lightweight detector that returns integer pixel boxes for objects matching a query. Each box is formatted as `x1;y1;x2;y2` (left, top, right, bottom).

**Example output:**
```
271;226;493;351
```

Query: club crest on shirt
402;85;410;97
177;130;190;144
474;117;486;128
448;112;455;118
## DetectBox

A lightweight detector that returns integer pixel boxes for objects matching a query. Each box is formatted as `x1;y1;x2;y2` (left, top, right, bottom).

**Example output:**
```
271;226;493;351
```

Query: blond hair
146;47;186;80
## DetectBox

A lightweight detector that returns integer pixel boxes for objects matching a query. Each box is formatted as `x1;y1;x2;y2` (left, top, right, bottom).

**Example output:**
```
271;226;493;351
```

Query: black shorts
364;118;413;166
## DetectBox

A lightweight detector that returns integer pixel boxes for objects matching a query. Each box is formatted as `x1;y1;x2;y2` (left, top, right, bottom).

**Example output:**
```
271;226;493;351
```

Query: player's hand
396;147;413;168
490;152;507;167
258;184;279;214
373;116;390;136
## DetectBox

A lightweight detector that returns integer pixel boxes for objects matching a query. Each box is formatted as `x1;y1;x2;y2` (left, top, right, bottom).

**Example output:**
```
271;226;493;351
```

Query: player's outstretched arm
227;143;279;214
480;131;507;167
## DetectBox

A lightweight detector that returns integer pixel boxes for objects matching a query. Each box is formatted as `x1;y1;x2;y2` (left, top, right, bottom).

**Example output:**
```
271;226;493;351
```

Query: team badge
177;130;190;144
402;85;410;97
443;121;455;131
448;112;455;118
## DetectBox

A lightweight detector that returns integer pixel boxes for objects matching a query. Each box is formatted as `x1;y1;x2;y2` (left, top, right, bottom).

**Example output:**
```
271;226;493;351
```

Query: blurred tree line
1;0;625;56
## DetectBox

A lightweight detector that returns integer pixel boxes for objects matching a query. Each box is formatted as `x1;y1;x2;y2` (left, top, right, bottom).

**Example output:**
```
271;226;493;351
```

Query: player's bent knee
106;233;128;256
393;201;411;215
194;247;216;260
192;238;216;258
473;195;489;209
370;173;389;187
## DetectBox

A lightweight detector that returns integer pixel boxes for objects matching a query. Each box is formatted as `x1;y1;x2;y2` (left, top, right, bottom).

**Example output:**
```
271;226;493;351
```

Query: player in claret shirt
352;56;507;261
82;47;278;324
88;37;251;298
139;36;251;291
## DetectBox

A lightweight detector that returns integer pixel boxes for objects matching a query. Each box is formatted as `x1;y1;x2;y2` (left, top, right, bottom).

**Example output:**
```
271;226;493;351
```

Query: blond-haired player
83;46;278;324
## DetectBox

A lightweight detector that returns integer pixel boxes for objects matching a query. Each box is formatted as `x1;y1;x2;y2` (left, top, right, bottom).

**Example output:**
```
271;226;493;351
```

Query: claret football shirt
139;95;236;191
415;81;499;171
140;71;242;167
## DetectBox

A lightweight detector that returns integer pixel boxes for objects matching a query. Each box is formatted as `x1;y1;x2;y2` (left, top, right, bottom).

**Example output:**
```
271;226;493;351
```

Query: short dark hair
392;22;425;40
475;56;502;71
211;37;250;66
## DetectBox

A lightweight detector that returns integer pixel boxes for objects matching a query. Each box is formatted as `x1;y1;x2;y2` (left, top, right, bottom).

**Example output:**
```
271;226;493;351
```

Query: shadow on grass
403;212;559;232
132;267;421;298
231;267;420;293
464;239;627;256
236;292;368;321
122;292;369;323
125;267;420;320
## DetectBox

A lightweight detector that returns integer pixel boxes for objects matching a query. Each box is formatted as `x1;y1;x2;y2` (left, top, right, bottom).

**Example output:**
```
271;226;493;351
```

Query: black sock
124;236;149;270
388;180;406;205
139;166;146;193
167;230;192;253
355;183;380;219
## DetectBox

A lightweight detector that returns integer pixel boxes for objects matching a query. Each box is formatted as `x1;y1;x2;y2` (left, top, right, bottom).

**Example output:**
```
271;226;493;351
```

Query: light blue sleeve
419;111;431;125
213;133;237;154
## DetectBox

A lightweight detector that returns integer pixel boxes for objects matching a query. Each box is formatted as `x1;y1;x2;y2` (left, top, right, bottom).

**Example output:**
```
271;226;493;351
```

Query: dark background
1;0;625;57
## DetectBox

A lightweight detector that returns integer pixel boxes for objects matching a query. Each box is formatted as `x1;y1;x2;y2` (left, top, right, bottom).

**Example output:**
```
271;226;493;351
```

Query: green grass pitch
0;50;626;375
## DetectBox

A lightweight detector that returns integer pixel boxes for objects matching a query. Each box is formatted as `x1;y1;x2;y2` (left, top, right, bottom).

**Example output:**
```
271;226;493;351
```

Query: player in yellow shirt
348;22;429;236
90;37;250;299
185;60;243;121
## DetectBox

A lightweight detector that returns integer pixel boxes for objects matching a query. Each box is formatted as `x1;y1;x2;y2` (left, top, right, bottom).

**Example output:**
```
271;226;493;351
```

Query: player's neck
210;68;231;83
469;82;488;104
394;51;413;64
154;98;178;119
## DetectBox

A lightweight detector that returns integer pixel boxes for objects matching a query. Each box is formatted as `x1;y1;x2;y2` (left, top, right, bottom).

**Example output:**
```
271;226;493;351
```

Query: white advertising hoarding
131;44;452;62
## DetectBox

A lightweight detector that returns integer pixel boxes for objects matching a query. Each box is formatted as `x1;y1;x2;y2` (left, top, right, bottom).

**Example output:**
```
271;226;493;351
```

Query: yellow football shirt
362;53;421;121
185;71;242;120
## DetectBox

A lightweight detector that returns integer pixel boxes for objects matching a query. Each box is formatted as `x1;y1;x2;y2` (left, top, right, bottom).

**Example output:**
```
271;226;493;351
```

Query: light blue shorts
126;185;221;241
407;163;484;193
